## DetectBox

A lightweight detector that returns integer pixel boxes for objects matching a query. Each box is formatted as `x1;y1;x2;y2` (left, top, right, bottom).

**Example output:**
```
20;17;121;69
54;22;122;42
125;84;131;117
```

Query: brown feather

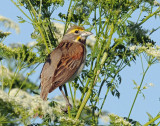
40;41;85;100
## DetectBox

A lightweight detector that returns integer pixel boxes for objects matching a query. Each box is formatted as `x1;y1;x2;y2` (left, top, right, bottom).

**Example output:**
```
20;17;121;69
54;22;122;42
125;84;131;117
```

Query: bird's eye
75;30;79;33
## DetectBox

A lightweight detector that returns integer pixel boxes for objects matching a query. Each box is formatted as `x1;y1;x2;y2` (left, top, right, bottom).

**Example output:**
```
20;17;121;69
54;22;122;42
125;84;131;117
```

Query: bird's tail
40;85;49;101
40;81;58;100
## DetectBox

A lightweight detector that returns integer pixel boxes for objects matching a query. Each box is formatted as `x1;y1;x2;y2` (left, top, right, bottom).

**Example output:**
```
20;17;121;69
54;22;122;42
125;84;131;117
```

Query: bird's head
62;26;92;44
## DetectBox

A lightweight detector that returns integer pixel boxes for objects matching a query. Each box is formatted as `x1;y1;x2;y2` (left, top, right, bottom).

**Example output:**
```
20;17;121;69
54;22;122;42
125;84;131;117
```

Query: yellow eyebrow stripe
67;29;84;34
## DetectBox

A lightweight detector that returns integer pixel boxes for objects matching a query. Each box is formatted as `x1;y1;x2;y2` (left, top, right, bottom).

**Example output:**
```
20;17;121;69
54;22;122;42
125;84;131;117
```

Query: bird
40;25;92;108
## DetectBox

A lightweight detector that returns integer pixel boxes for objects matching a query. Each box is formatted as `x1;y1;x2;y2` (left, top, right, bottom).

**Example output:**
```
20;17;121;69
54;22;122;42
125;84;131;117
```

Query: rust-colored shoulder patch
70;43;84;60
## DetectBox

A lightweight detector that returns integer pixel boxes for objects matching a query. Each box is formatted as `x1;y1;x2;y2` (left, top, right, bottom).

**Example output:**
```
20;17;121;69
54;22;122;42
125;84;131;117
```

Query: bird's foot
61;103;72;113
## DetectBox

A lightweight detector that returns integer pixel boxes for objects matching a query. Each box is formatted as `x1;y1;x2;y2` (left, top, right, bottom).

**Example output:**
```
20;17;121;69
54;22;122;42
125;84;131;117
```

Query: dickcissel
40;25;92;108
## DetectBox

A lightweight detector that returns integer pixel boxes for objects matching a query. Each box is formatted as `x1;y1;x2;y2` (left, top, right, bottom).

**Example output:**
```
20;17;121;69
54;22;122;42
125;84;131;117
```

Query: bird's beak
81;31;93;37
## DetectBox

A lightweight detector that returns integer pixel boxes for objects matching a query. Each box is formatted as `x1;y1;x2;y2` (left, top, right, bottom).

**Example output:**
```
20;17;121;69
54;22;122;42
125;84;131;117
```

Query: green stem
42;23;52;49
12;0;50;53
48;19;57;47
156;121;160;126
136;3;144;23
38;0;42;22
143;115;160;126
98;2;102;33
105;23;115;50
140;54;144;73
0;62;4;90
37;25;50;53
78;76;84;87
73;87;76;108
95;47;134;114
69;83;75;108
76;22;115;119
8;60;22;94
11;0;33;22
138;7;160;26
63;0;73;35
127;64;150;120
75;88;92;119
77;6;99;108
120;0;142;26
14;63;40;96
28;0;50;53
27;0;38;21
97;88;110;116
68;106;71;118
78;78;90;107
52;18;66;23
94;6;97;34
96;79;106;99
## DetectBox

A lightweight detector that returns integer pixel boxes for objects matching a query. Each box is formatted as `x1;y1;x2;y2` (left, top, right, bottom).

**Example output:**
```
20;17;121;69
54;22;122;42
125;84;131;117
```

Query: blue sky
1;0;160;125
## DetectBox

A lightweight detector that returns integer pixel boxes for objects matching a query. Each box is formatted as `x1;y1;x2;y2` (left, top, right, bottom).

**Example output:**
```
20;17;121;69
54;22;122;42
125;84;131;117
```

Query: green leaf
132;80;137;86
17;16;26;23
146;112;153;121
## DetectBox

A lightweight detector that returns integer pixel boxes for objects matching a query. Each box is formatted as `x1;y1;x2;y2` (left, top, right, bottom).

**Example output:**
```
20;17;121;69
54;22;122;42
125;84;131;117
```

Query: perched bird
40;25;92;108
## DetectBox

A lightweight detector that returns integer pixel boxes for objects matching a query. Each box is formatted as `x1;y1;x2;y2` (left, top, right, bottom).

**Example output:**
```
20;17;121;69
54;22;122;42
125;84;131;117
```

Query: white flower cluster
53;22;64;41
27;41;37;47
99;114;110;124
0;88;61;121
86;35;96;48
149;83;154;87
52;95;81;106
0;30;11;37
0;43;17;53
129;45;137;51
0;65;13;79
0;15;20;34
109;113;131;126
59;116;85;126
142;82;154;90
129;45;160;61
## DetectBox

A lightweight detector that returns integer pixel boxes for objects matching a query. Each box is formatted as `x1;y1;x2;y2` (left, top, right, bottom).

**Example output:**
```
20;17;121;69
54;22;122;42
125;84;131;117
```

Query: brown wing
40;41;85;100
40;47;62;100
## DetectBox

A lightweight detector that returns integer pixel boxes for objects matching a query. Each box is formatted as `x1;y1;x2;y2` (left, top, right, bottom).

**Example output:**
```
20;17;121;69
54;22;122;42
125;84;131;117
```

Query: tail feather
40;81;59;100
49;82;59;93
40;85;49;101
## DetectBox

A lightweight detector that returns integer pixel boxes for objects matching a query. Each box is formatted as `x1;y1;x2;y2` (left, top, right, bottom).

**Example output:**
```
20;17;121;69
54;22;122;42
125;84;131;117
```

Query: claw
61;103;72;113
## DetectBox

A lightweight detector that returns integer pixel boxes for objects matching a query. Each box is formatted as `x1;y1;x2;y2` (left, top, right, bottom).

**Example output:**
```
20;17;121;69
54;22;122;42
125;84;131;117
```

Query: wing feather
40;48;62;100
40;41;85;100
